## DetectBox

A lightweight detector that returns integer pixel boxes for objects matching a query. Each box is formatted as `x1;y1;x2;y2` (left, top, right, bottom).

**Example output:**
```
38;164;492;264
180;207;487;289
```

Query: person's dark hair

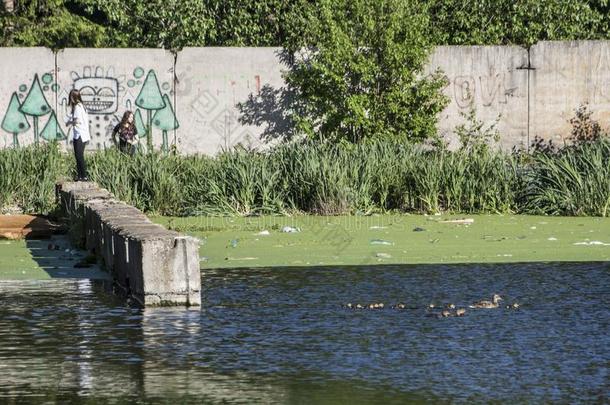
119;110;136;131
68;89;83;114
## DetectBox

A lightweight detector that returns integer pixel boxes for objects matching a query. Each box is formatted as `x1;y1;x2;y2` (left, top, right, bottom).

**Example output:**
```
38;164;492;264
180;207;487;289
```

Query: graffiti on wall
176;69;262;150
1;73;65;147
444;68;520;109
58;66;179;152
1;67;178;152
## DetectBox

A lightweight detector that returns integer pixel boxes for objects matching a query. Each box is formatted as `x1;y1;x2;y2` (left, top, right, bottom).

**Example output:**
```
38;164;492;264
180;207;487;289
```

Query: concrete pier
56;181;201;306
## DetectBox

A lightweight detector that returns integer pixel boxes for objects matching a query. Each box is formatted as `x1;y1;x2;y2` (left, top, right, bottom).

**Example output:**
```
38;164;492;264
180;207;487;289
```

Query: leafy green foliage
283;0;448;143
2;0;608;49
1;0;308;49
428;0;610;47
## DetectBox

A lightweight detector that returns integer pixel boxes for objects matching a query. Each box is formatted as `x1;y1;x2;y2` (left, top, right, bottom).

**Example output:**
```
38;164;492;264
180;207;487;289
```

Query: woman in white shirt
64;89;90;181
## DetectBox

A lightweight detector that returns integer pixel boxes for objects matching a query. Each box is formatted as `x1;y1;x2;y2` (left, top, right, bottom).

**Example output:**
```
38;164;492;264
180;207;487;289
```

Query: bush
283;0;448;143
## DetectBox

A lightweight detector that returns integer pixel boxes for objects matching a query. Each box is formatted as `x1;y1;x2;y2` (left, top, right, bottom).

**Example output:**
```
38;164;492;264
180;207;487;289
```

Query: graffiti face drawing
73;77;119;114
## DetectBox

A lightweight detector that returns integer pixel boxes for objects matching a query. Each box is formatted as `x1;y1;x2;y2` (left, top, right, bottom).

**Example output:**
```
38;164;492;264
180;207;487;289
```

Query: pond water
0;262;608;403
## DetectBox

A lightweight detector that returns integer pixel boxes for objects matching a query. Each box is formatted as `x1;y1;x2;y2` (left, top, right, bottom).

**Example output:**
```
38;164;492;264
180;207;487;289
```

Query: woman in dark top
112;111;138;155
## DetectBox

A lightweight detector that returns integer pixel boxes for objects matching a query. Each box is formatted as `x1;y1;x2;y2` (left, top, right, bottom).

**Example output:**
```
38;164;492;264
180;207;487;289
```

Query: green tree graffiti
152;94;179;153
134;108;146;137
1;92;31;147
19;74;52;144
135;70;165;151
40;111;66;142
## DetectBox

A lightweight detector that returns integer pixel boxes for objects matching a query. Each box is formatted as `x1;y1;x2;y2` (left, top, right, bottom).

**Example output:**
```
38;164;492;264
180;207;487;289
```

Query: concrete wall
176;47;285;155
426;46;529;150
530;41;610;144
1;42;610;153
0;48;56;148
57;181;201;306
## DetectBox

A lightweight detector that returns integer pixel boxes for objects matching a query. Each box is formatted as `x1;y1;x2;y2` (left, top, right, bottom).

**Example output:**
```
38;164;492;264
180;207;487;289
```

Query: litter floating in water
573;240;610;246
230;239;239;248
530;226;537;230
439;218;474;225
370;239;393;246
375;253;392;259
429;238;440;244
224;257;259;261
281;226;300;233
369;226;387;230
548;237;558;241
256;230;270;236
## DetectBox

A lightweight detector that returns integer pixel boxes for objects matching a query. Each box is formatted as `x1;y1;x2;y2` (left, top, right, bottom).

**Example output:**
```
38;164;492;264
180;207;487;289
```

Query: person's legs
73;138;88;180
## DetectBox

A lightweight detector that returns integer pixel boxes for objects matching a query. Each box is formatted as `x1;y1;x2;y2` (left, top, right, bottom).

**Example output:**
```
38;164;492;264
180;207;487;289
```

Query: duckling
392;303;406;310
355;303;364;309
440;310;452;318
469;294;503;309
345;303;354;309
428;303;436;309
445;303;456;309
505;302;520;309
455;308;466;317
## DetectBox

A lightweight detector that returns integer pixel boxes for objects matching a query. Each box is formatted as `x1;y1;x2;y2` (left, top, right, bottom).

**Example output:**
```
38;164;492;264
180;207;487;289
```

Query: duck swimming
469;294;503;309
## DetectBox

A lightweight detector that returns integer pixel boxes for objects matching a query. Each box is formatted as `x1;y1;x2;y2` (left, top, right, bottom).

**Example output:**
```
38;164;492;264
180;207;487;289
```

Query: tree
135;70;165;151
40;110;66;142
134;109;146;137
283;0;448;143
19;74;52;144
152;94;179;153
1;92;30;147
428;0;609;47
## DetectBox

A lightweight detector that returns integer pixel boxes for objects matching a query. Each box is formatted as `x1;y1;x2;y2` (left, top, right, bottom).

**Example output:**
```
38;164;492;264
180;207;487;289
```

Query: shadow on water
0;261;608;403
24;235;110;280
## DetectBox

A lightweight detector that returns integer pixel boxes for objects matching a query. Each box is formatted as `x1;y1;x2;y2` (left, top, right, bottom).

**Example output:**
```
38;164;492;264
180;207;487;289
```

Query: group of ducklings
344;294;520;318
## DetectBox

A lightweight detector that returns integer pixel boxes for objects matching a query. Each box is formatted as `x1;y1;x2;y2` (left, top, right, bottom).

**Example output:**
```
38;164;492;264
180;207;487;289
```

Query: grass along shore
1;139;610;217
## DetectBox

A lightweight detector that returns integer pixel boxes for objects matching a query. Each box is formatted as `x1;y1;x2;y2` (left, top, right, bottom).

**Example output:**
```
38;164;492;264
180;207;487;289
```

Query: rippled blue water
0;262;608;403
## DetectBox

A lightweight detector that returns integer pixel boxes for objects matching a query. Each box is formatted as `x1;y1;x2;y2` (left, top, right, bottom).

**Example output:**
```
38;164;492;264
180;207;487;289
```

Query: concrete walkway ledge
56;181;201;306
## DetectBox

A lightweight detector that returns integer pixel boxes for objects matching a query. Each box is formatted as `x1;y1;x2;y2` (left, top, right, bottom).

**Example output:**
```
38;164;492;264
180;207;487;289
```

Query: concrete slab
57;181;201;306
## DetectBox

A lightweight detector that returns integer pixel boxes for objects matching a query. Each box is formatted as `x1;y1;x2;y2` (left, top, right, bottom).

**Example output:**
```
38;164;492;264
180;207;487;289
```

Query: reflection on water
0;262;608;403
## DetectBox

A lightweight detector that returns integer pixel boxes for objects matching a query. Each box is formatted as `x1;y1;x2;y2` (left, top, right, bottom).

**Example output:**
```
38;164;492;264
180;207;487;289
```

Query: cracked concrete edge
56;181;202;307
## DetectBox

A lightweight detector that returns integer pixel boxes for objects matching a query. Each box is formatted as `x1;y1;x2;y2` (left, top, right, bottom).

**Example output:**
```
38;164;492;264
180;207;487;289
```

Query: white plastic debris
439;218;474;224
281;226;300;233
375;253;392;258
370;239;394;246
573;240;610;246
256;230;271;236
547;237;557;241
